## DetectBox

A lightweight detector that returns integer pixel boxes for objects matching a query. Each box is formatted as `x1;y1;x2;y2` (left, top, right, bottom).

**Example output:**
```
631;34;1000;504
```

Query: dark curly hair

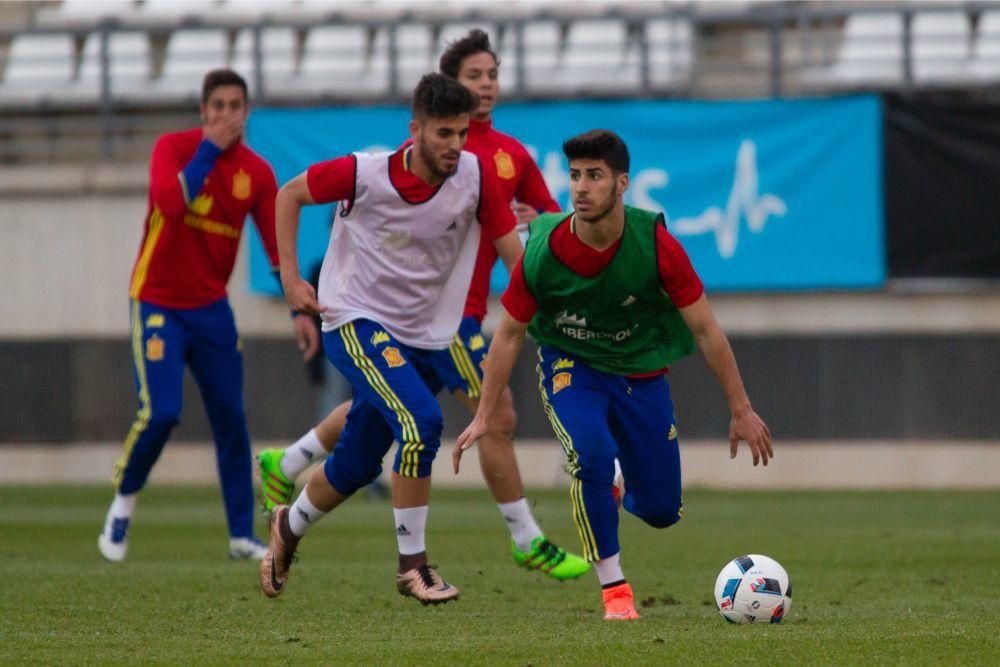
201;68;248;105
412;72;480;119
439;28;499;78
563;129;631;175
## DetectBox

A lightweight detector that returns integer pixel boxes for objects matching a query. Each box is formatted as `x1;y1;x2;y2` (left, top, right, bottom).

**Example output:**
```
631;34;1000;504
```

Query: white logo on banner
533;139;787;260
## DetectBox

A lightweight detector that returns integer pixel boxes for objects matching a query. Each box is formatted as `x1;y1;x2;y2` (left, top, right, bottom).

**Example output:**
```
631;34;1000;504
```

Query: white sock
393;506;428;555
498;498;544;552
282;428;327;478
595;552;625;586
288;489;327;537
104;493;137;533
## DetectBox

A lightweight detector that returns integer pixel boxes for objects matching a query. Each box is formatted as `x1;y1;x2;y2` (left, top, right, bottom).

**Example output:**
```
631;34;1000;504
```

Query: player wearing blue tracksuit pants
458;129;773;620
535;345;683;561
115;298;255;539
320;319;467;495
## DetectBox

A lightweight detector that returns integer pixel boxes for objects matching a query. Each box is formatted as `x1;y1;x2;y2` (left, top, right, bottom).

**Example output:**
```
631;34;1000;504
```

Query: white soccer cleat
98;517;130;562
229;536;268;560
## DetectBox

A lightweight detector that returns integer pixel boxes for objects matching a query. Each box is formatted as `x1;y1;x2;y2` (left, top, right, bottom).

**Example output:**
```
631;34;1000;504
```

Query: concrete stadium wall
2;441;999;490
2;176;999;487
2;334;1000;442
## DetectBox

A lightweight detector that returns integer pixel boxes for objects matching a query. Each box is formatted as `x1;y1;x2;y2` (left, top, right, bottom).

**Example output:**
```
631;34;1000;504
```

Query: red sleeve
477;160;517;240
515;153;560;213
656;224;704;308
306;155;357;205
251;162;280;268
500;256;537;323
148;134;189;220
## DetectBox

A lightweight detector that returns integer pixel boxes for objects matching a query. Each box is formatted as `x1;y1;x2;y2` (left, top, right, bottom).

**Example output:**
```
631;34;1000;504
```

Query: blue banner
246;96;884;295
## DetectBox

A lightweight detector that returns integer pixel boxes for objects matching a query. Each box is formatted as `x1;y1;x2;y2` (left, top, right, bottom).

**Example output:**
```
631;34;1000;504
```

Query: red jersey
129;128;279;309
462;118;560;320
502;214;704;323
306;148;515;240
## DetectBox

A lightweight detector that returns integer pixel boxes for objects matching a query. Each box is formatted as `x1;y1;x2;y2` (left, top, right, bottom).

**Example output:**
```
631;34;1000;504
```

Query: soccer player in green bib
456;129;773;621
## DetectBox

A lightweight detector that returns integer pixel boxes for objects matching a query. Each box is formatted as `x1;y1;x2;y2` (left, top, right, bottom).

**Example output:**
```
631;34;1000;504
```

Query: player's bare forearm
275;174;312;285
493;229;524;274
276;174;325;315
455;312;527;469
680;295;751;415
478;312;527;421
680;294;772;465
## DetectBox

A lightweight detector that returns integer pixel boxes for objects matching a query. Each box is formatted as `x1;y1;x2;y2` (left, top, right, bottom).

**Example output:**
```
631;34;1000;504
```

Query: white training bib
317;150;483;350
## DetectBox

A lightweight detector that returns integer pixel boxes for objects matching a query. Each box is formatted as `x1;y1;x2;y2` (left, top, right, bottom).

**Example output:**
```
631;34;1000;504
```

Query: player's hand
282;276;326;316
453;416;489;474
729;407;773;467
202;115;243;151
512;202;538;234
292;312;320;361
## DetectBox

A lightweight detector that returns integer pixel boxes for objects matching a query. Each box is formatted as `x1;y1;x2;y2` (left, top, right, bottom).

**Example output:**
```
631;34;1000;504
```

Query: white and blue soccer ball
714;554;792;624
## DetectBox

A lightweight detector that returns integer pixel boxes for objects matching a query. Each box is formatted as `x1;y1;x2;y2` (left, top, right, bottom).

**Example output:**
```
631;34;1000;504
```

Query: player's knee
324;453;382;497
211;397;246;425
642;501;683;529
413;403;444;440
146;406;180;432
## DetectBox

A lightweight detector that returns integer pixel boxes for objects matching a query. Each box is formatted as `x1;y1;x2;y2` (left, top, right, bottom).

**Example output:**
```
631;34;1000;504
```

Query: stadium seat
647;18;693;89
149;29;230;100
0;33;77;105
560;19;639;93
799;13;904;87
394;23;438;94
969;11;1000;81
231;27;298;97
522;20;563;92
72;31;152;101
297;24;390;98
140;0;214;21
218;0;300;21
912;11;972;83
36;0;139;26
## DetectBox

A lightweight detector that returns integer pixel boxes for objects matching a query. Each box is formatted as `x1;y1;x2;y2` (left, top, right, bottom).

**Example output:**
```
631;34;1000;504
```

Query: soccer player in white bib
260;74;529;604
257;31;589;582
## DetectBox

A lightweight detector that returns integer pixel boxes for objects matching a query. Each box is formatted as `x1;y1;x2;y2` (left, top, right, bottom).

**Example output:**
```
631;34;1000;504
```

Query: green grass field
2;486;998;665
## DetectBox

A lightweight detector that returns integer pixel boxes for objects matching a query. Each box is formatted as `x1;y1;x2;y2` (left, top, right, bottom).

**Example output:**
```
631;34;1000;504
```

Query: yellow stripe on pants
340;323;423;477
114;300;152;488
535;355;600;561
448;334;482;398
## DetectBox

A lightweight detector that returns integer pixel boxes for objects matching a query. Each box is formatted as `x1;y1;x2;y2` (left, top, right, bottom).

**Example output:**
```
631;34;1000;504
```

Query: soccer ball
714;554;792;624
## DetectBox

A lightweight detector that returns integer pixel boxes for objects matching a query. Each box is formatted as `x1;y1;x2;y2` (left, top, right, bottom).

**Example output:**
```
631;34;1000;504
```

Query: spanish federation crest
494;150;515;180
382;347;406;368
145;334;165;362
232;168;251;200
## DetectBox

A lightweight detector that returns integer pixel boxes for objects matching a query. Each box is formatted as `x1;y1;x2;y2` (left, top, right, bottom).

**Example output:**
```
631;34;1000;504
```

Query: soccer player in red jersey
458;130;773;620
256;31;589;580
98;69;319;563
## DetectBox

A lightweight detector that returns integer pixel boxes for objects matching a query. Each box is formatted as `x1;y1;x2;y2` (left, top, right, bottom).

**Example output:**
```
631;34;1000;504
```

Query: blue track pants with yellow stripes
321;319;457;496
115;298;255;539
536;345;683;561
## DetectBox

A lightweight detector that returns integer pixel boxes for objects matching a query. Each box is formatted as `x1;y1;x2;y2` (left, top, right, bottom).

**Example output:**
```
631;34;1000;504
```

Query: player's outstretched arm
679;294;773;466
454;310;529;473
493;229;524;274
276;173;325;316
